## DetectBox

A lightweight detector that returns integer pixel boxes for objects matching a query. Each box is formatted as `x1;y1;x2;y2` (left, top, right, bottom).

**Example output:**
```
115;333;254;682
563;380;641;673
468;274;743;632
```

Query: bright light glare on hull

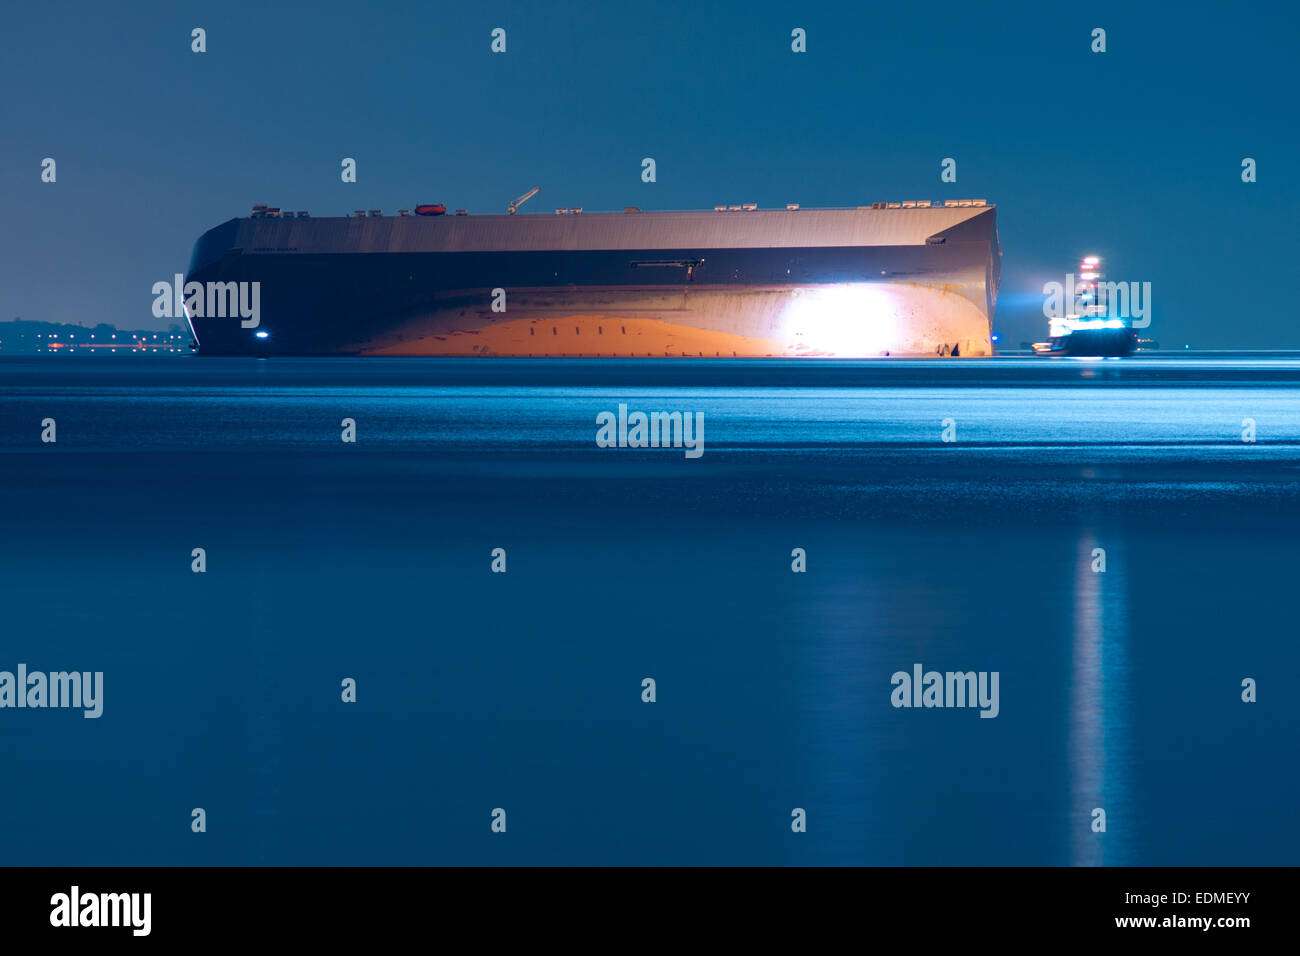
780;284;899;356
255;330;270;339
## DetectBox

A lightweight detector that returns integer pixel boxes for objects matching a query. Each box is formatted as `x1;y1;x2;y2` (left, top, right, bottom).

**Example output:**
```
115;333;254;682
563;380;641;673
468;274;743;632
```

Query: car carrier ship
183;189;1001;358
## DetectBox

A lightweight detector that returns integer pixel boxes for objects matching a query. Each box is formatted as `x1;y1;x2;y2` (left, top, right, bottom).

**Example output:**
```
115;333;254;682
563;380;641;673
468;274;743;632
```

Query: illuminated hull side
185;205;1001;357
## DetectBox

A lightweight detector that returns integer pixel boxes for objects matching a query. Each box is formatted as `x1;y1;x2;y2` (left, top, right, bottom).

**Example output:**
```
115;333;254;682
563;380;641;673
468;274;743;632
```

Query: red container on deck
414;204;446;216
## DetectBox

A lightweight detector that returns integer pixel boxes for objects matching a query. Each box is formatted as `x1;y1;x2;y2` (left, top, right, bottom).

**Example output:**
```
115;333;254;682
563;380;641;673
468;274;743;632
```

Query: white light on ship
779;283;899;356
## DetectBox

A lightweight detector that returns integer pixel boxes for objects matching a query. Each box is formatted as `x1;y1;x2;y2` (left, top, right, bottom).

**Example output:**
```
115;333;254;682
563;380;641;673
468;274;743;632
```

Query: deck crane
508;186;540;215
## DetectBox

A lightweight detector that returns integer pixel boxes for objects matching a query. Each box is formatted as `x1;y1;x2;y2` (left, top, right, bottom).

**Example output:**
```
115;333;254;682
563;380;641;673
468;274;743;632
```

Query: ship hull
185;206;1000;357
1060;328;1136;357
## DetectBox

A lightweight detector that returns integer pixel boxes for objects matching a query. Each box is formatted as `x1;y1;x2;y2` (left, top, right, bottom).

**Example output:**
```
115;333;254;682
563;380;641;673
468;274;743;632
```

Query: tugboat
1031;256;1136;357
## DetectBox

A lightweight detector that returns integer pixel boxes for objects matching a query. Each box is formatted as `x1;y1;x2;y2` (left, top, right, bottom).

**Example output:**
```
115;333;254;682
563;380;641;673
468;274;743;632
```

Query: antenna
508;186;540;215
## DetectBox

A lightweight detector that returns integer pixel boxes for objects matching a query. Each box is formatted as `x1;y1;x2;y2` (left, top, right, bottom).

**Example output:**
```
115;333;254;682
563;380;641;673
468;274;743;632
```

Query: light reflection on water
0;358;1296;864
1071;533;1132;866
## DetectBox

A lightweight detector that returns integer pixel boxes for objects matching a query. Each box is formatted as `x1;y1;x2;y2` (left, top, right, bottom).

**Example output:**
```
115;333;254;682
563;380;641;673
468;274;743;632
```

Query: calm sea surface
2;356;1297;865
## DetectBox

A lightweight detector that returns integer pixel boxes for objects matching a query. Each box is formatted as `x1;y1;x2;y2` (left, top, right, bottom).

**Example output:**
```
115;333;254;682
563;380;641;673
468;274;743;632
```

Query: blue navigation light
255;330;270;339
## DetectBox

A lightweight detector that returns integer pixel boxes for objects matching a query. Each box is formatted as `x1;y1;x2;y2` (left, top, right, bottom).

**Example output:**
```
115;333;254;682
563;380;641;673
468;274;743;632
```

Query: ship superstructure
1032;255;1136;357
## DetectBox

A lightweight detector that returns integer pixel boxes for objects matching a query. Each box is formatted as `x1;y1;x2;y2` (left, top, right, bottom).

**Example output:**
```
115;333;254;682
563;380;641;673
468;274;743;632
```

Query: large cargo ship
183;195;1000;357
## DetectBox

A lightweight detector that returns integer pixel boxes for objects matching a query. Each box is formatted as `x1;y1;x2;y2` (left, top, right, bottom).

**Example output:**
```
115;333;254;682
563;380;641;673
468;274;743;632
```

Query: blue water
1;357;1297;865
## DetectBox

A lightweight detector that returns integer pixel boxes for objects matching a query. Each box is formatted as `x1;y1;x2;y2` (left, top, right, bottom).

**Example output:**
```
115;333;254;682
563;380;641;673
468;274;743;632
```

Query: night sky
4;0;1295;348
